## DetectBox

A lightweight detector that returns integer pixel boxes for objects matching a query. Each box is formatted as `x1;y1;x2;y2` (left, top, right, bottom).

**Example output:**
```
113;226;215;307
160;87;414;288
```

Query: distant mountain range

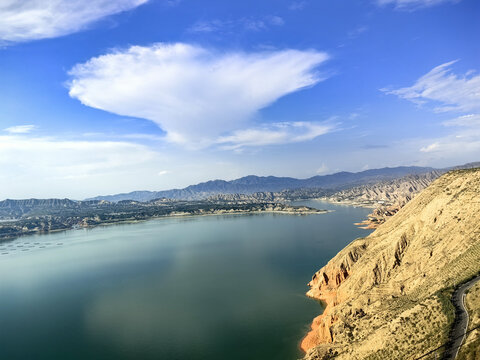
87;166;438;202
1;162;479;241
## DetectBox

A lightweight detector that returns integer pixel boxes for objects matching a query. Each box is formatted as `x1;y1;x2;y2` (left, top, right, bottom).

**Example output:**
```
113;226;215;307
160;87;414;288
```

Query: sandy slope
302;168;480;360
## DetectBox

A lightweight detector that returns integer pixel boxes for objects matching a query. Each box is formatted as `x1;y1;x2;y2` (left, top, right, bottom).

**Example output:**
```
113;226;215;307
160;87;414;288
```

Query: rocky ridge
322;171;442;228
302;168;480;359
320;171;441;207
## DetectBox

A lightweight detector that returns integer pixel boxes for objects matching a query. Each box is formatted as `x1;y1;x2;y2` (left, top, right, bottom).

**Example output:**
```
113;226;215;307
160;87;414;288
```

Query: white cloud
68;43;329;147
383;61;480;161
420;142;440;152
417;135;480;157
376;0;457;10
0;0;148;43
316;163;329;175
419;112;480;155
3;124;36;134
383;61;480;113
216;121;335;150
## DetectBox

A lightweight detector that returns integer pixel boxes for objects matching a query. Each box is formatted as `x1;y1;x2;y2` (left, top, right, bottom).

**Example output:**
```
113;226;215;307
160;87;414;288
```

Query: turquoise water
0;201;371;360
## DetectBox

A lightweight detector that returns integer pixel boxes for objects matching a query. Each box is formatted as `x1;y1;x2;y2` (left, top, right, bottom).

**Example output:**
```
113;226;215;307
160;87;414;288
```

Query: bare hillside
302;168;480;359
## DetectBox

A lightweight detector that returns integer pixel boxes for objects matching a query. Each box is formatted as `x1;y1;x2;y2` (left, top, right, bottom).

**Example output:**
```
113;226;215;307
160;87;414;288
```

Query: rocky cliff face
320;171;443;229
303;168;480;359
323;171;441;206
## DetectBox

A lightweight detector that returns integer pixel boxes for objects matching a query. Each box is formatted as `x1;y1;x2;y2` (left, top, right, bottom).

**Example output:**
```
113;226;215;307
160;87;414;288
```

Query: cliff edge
302;168;480;359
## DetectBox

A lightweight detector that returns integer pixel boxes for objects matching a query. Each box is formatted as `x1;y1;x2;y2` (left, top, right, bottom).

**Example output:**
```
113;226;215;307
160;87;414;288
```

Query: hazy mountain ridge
87;166;435;202
4;164;477;220
0;198;108;219
206;171;440;207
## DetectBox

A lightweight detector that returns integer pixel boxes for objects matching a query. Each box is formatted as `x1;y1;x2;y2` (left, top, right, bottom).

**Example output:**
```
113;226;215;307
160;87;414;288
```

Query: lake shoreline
0;206;329;243
0;199;373;360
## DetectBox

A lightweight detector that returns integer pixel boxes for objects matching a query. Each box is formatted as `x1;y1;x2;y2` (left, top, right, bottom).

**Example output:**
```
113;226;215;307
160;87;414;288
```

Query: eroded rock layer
303;168;480;360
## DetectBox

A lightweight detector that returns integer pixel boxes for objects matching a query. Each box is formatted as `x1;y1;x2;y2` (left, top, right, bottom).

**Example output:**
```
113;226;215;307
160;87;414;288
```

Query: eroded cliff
303;168;480;359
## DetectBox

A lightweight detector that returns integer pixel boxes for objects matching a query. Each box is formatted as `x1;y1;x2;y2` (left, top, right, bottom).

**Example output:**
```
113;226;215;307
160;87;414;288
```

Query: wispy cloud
0;132;273;199
68;43;329;147
289;1;308;10
316;163;329;175
0;0;149;43
164;0;181;6
0;135;158;175
0;134;166;198
188;15;285;33
383;61;480;159
418;134;480;156
443;114;480;127
216;121;336;150
188;20;225;33
348;26;368;39
382;61;480;113
419;142;440;152
265;15;285;26
376;0;458;10
419;112;480;156
3;124;36;134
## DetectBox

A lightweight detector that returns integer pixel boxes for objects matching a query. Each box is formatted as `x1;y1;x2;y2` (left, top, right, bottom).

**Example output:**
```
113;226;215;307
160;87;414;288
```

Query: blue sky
0;0;479;199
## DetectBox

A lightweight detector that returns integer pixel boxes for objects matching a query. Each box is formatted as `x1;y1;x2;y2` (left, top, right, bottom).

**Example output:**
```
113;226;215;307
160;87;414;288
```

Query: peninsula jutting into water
0;198;325;241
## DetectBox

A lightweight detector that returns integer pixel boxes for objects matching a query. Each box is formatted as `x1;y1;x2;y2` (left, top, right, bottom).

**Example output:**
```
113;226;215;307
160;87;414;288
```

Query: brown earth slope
302;168;480;360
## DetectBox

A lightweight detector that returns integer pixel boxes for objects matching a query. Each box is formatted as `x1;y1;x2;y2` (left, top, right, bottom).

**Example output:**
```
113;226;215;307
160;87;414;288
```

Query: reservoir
0;201;371;360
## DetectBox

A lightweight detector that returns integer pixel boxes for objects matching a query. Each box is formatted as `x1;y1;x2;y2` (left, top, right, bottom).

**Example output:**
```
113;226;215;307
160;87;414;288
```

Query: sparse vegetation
0;199;325;242
303;169;480;360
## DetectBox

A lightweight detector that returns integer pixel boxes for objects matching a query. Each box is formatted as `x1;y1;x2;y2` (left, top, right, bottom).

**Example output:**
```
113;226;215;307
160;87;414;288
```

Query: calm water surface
0;201;371;360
